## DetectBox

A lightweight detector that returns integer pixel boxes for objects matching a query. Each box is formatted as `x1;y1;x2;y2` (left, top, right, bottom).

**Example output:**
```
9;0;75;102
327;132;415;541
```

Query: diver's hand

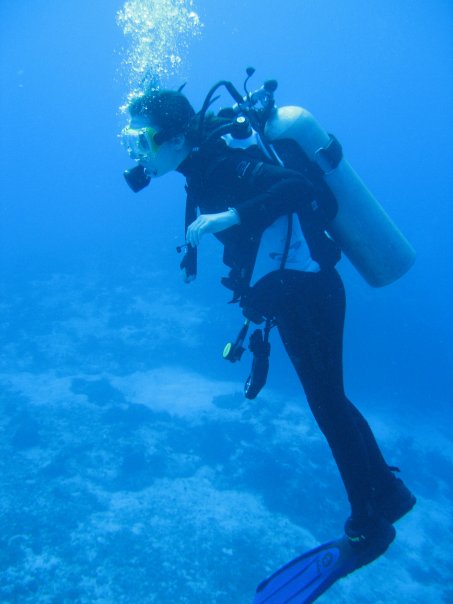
186;209;240;247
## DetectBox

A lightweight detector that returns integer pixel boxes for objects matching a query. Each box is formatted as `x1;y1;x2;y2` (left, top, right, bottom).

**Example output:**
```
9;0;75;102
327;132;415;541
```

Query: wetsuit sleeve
235;166;314;229
205;153;318;231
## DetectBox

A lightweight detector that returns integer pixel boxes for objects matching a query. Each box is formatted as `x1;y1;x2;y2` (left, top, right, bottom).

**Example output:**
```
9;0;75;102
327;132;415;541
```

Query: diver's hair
128;88;231;147
128;89;196;145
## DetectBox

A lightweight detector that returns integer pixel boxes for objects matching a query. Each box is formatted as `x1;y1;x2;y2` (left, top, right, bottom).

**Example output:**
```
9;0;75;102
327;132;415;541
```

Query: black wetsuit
178;140;397;524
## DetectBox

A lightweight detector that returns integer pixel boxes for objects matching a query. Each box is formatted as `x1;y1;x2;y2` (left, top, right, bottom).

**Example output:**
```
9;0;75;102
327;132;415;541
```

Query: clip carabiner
244;319;273;400
223;319;250;363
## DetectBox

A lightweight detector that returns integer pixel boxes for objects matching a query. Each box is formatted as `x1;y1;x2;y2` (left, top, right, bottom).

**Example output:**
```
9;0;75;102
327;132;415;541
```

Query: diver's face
123;115;188;178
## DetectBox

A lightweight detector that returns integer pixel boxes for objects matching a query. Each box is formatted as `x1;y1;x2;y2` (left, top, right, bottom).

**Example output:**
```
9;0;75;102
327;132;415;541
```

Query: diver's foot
344;516;396;569
375;478;416;524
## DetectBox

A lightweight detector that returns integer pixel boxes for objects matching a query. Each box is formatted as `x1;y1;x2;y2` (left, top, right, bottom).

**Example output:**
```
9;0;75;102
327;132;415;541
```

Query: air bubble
117;0;203;94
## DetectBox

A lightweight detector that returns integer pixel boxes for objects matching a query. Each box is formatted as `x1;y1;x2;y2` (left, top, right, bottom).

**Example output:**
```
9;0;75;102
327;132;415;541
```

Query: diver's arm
233;175;312;229
205;154;316;231
185;151;318;247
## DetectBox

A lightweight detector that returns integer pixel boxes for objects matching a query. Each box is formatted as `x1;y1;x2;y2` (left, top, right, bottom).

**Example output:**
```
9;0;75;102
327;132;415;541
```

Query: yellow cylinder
265;106;416;287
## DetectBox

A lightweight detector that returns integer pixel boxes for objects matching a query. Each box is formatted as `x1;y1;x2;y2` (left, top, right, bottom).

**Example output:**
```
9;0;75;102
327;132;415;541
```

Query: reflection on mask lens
138;132;151;152
120;127;159;158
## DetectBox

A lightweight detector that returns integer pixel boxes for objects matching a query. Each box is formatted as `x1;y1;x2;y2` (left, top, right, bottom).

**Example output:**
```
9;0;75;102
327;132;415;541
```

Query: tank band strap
314;133;343;174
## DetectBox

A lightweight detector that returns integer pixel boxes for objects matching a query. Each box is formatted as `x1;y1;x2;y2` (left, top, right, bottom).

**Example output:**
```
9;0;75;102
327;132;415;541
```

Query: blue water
1;1;452;602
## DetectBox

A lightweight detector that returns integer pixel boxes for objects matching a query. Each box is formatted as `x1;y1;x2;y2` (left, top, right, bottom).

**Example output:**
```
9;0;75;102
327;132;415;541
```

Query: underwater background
0;0;452;602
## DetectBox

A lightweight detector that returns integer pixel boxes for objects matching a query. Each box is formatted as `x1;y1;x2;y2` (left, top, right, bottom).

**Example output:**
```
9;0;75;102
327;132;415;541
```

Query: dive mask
121;126;161;160
121;126;160;192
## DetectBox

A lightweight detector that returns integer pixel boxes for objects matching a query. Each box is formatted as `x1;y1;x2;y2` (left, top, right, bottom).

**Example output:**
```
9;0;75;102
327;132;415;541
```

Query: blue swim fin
253;534;390;604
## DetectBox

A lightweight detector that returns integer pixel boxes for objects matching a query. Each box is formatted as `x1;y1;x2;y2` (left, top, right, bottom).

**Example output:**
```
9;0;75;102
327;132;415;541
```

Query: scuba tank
264;106;416;287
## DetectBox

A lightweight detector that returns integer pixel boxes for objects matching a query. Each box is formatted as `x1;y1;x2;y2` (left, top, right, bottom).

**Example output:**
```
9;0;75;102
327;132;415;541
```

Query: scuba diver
120;72;416;601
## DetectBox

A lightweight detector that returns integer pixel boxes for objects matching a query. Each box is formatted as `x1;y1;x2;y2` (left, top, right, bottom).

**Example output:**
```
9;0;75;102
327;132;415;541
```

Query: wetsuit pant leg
272;269;395;522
